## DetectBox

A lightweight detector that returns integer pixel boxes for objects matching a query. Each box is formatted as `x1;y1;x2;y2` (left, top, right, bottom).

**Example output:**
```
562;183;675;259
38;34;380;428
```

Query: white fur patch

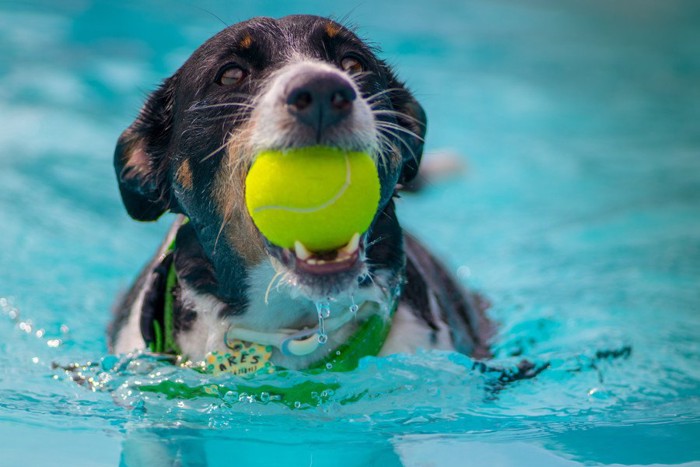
174;285;230;360
174;260;395;367
112;286;147;354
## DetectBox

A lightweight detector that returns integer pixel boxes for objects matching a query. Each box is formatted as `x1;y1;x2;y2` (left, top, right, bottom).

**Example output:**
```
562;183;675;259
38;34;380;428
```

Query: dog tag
204;340;274;376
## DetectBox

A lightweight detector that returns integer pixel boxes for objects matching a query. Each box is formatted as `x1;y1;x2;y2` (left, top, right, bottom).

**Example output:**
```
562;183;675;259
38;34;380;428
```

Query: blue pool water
1;1;699;465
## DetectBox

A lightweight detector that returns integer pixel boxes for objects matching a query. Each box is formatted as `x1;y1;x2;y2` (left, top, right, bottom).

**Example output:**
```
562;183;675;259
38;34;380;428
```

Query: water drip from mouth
315;300;330;344
349;295;359;314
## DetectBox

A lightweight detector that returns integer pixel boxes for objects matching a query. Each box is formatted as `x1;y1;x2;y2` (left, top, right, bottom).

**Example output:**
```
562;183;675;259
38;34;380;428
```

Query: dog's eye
340;56;364;74
217;65;247;86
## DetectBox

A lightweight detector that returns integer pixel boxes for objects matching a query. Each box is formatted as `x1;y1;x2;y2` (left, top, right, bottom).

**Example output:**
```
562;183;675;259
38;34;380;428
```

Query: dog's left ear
386;74;427;184
114;75;178;221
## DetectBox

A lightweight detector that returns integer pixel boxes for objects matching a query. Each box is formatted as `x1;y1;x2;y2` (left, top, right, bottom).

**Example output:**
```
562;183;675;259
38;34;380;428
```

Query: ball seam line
252;152;352;214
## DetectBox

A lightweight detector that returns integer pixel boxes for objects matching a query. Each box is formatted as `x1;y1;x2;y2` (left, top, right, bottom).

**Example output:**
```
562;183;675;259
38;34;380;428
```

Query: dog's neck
164;218;402;369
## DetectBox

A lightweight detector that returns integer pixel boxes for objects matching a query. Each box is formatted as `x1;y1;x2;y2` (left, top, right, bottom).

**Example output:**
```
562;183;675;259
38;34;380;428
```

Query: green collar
146;223;396;376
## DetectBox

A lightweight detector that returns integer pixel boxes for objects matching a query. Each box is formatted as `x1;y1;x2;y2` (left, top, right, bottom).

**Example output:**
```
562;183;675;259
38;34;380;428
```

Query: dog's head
115;15;426;305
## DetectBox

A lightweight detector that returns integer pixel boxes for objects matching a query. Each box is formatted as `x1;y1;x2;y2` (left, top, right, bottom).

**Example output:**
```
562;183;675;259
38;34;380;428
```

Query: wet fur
109;15;492;368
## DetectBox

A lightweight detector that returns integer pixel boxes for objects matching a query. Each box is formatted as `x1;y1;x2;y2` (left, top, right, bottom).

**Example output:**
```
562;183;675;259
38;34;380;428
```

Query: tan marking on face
325;22;341;38
121;137;150;178
176;159;193;190
213;124;266;265
240;34;253;49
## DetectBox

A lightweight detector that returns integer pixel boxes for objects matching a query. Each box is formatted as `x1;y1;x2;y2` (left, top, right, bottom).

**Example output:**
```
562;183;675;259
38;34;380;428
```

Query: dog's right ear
114;75;178;221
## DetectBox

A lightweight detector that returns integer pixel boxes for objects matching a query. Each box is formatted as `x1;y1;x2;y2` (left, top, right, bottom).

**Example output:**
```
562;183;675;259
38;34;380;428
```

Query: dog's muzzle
285;71;357;140
245;61;379;296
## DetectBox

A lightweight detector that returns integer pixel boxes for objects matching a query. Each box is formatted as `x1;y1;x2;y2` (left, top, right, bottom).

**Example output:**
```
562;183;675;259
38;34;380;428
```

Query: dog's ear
387;75;427;184
114;75;178;221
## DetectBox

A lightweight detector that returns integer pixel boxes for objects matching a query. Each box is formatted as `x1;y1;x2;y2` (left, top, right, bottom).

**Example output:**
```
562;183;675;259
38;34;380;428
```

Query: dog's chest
175;262;388;365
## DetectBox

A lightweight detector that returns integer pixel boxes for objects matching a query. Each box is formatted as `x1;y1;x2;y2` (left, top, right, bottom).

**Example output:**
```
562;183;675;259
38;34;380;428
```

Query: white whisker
372;108;426;127
188;102;256;112
374;125;419;169
364;234;385;251
264;269;285;304
374;120;424;142
364;87;404;104
200;136;231;163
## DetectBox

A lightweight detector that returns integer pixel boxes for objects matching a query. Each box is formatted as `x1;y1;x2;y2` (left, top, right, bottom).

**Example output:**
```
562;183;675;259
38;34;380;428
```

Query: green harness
149;262;182;356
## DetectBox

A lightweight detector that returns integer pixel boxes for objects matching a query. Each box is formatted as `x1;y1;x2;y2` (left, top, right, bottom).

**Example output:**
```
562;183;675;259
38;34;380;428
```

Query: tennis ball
245;146;380;252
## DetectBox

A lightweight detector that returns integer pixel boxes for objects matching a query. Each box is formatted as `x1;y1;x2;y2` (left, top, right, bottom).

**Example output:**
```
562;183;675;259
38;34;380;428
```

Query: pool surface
1;1;699;465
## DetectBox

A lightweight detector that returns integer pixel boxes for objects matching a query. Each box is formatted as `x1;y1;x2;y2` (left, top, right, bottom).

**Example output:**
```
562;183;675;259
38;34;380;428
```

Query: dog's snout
286;72;357;135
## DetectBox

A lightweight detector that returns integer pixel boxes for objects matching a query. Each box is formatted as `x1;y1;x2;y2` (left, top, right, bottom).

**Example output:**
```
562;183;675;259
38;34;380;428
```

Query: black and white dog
109;15;491;372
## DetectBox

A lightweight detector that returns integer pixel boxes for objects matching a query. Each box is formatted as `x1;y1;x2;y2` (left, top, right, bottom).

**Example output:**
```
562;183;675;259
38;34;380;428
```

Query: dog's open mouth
266;232;367;295
289;233;361;275
274;233;364;274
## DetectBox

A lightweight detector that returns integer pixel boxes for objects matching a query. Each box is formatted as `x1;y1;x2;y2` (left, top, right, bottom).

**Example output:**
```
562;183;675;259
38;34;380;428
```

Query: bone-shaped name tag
205;340;274;376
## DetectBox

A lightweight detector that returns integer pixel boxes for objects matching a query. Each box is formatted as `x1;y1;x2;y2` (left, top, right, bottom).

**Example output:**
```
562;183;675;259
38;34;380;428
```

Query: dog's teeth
339;233;360;257
294;241;312;260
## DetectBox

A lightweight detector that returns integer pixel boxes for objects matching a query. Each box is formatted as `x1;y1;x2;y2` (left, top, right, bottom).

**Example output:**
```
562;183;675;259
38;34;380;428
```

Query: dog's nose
286;72;356;135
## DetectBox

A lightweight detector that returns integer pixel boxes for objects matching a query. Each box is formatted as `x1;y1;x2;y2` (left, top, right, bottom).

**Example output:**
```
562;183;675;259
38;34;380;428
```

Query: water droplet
294;401;302;409
315;300;331;318
457;265;471;279
325;362;333;370
315;300;330;345
349;294;359;313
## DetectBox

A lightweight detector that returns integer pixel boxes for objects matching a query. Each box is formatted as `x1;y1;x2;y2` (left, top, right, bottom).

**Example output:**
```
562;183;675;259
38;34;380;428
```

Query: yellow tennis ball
245;146;380;252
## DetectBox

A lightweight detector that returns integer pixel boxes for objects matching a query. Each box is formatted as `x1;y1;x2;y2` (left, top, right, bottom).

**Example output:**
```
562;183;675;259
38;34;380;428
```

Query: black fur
109;15;490;361
114;76;178;221
113;16;425;306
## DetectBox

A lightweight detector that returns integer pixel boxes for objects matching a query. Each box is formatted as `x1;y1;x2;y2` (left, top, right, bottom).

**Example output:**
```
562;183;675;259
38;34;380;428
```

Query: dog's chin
264;234;368;299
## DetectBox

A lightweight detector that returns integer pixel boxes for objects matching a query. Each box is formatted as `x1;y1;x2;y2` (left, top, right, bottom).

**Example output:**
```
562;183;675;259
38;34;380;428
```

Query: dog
108;15;492;373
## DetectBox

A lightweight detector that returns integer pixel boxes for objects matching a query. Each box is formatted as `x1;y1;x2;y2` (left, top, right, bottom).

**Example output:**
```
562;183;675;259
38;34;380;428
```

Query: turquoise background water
1;1;699;465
